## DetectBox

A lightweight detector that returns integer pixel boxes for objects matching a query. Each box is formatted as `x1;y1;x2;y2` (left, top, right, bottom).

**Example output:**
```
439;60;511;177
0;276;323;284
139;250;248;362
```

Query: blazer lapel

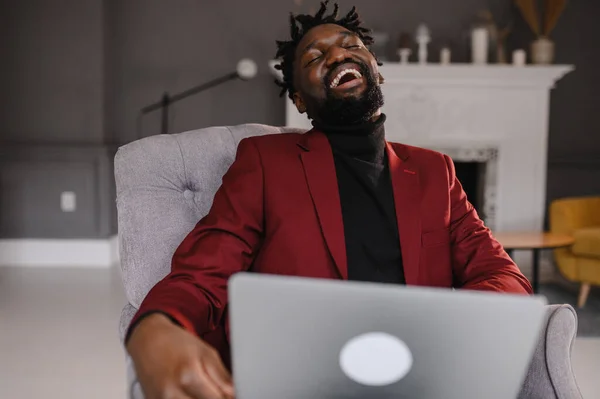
387;143;422;285
298;131;348;280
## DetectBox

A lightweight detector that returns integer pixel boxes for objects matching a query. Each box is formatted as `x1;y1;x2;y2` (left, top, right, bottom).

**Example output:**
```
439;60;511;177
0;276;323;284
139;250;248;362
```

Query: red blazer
129;129;532;367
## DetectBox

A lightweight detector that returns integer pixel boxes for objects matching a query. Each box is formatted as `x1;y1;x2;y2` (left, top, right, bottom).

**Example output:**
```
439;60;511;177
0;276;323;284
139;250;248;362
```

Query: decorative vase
512;49;527;66
440;47;451;65
531;37;555;65
397;48;412;64
471;27;489;64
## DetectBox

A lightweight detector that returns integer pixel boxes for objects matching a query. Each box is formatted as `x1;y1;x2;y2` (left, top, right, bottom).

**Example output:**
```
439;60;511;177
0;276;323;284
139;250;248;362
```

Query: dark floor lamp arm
138;71;240;137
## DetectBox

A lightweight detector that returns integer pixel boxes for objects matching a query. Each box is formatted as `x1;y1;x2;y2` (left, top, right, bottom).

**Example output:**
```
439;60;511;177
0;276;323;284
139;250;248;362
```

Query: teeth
330;68;362;88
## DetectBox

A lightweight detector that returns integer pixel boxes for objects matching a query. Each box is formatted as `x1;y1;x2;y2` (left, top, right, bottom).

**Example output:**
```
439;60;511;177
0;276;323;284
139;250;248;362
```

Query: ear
378;72;385;85
293;92;307;114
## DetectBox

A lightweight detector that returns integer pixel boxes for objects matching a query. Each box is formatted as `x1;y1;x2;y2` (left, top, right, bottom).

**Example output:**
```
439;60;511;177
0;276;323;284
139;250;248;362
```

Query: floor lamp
138;59;257;138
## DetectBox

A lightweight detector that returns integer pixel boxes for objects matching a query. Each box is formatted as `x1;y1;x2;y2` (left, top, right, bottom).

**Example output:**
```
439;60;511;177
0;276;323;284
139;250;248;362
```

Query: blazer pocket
421;228;451;248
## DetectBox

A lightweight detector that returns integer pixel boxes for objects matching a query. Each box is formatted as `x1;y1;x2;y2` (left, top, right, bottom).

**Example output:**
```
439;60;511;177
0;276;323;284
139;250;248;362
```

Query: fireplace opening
454;161;487;220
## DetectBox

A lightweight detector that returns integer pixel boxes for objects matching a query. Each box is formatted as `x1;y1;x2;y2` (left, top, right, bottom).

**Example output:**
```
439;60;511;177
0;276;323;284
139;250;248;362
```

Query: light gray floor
0;266;127;398
1;265;599;398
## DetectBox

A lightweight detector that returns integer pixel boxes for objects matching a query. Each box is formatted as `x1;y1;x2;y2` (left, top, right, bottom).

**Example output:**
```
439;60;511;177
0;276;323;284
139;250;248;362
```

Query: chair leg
577;283;591;308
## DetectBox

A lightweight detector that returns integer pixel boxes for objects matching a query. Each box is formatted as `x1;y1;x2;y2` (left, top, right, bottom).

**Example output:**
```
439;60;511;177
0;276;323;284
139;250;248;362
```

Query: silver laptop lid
229;273;547;399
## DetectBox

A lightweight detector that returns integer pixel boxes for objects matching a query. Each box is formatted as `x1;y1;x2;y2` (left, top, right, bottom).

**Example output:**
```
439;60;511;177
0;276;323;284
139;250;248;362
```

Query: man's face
292;23;384;126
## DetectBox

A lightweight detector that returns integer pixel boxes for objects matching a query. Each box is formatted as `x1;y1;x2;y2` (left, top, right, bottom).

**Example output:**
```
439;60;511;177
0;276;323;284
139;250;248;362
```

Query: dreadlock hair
274;1;382;100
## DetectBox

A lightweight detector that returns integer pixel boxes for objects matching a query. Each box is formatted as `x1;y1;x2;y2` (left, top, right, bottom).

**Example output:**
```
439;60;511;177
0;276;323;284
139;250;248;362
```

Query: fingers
180;363;230;399
158;385;196;399
203;358;235;399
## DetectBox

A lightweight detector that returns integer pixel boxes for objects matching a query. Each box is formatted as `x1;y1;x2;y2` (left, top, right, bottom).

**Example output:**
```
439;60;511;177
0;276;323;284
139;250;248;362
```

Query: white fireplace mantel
270;61;574;278
375;64;573;88
269;61;573;90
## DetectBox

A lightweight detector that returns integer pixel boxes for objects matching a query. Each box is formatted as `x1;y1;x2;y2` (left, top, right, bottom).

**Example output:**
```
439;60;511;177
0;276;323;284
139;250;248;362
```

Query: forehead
297;23;356;52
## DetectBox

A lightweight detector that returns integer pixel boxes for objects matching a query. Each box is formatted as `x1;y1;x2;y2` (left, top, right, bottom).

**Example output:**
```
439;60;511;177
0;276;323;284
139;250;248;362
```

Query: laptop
228;273;547;399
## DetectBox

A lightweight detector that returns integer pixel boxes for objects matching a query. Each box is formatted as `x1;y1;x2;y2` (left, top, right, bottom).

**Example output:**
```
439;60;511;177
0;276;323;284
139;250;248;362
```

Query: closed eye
305;55;321;66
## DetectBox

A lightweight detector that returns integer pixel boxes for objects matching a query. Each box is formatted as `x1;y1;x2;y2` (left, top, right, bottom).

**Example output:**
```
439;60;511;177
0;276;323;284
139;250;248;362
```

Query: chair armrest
120;304;144;399
126;355;144;399
518;304;582;399
120;303;139;343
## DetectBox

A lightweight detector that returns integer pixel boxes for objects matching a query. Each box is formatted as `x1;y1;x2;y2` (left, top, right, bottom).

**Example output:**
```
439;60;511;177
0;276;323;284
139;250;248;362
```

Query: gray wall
541;0;600;217
1;0;105;143
1;0;599;238
0;0;115;239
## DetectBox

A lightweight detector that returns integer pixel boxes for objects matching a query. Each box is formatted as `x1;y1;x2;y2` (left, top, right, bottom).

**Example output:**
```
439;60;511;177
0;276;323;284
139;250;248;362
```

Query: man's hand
126;313;235;399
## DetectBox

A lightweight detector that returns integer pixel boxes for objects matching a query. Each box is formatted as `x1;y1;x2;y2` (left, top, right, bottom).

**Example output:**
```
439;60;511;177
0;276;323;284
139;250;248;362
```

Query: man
126;2;532;398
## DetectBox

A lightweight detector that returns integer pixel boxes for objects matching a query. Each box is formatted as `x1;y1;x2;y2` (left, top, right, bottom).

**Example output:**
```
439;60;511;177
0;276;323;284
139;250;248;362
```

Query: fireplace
437;147;499;231
455;161;486;218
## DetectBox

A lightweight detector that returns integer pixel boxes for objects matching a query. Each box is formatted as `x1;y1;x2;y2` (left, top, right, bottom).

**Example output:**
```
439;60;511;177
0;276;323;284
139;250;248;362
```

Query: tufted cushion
572;227;600;258
114;124;304;309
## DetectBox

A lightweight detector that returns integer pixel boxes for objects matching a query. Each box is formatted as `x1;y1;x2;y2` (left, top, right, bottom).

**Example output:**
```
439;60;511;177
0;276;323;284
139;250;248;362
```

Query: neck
312;112;385;135
314;113;387;164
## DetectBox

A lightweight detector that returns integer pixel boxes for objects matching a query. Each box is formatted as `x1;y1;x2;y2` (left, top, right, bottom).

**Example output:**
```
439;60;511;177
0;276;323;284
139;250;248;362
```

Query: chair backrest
550;195;600;234
114;123;304;309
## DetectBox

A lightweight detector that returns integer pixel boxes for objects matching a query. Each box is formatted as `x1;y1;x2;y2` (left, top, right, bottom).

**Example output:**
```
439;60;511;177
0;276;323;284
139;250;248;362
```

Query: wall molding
0;143;118;239
0;236;119;268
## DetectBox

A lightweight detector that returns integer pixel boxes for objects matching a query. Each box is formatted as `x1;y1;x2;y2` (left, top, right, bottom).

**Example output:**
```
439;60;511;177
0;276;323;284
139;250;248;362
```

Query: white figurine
415;24;431;64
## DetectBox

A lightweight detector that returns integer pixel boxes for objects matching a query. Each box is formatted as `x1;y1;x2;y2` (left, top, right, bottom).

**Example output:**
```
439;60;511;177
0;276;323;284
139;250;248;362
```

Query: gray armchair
115;124;583;399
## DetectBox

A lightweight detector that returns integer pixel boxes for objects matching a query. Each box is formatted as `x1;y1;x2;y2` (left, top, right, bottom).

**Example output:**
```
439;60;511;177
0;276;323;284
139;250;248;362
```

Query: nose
325;45;351;67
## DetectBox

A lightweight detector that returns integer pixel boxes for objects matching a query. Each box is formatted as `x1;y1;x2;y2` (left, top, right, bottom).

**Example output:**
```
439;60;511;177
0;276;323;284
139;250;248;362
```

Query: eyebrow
302;31;358;55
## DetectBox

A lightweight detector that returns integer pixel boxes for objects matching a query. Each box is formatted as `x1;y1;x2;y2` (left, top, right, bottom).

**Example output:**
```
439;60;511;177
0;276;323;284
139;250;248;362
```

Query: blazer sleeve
444;154;533;294
126;137;264;341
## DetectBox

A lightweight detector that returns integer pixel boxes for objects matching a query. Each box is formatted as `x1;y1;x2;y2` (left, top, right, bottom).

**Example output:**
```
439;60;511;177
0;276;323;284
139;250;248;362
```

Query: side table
494;232;575;294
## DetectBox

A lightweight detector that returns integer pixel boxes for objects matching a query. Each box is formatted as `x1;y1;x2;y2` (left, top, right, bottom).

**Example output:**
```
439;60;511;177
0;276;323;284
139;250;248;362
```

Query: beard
313;61;384;126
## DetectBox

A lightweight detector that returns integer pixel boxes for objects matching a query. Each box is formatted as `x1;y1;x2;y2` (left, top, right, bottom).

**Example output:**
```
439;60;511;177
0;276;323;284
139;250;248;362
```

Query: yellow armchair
549;196;600;307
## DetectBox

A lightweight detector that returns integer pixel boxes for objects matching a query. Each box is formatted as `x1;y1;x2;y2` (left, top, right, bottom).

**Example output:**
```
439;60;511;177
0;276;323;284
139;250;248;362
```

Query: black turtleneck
313;114;405;285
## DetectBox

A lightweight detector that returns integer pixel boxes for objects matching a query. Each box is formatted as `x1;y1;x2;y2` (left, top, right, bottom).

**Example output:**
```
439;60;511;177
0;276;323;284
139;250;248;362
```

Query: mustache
324;59;371;88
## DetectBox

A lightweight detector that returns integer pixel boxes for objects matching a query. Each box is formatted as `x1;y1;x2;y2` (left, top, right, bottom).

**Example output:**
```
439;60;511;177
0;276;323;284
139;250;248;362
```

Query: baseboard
0;236;120;268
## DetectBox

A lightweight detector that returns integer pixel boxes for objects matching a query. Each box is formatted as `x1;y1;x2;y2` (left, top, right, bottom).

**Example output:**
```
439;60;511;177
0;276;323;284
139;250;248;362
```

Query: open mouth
329;68;363;89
